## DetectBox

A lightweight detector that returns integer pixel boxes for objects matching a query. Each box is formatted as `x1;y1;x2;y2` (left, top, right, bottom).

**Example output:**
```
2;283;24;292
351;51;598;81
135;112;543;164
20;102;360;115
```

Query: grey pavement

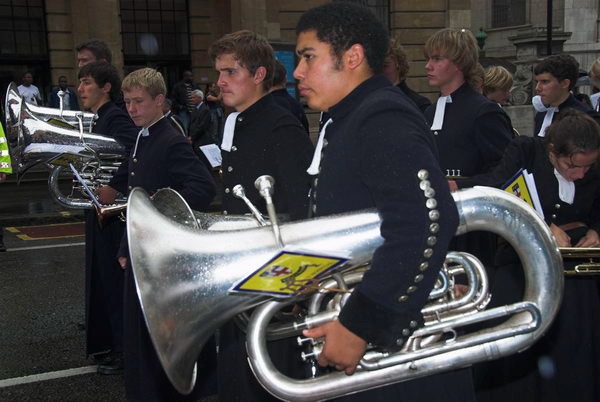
0;177;84;227
0;241;127;401
0;176;220;401
0;170;222;227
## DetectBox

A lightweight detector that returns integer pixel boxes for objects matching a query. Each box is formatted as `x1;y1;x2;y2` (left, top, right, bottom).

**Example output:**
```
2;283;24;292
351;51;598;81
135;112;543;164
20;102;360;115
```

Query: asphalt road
0;227;128;401
0;222;218;401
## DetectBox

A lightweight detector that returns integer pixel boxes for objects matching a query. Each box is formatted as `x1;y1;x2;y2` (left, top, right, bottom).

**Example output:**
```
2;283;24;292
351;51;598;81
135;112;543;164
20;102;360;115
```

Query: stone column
69;0;124;72
230;0;268;36
45;0;76;88
390;0;448;101
448;0;471;28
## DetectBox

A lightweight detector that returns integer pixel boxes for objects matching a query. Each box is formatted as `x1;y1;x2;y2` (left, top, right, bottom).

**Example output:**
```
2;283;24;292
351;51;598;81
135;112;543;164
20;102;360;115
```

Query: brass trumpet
96;188;200;230
561;247;600;275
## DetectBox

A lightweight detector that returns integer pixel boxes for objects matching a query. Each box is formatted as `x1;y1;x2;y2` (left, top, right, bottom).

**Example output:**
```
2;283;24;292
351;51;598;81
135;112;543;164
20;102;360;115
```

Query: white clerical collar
591;92;600;111
307;118;333;175
553;168;575;204
430;95;452;131
532;95;564;137
132;115;165;158
220;112;241;152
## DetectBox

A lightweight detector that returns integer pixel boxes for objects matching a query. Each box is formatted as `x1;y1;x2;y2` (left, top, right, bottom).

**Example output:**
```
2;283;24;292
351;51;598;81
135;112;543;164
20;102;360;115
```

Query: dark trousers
123;267;217;401
217;319;308;402
474;244;600;402
84;211;125;356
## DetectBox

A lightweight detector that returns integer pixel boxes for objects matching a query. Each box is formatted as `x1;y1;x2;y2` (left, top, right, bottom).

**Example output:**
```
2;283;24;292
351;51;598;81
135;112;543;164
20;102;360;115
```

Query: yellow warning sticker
231;250;349;297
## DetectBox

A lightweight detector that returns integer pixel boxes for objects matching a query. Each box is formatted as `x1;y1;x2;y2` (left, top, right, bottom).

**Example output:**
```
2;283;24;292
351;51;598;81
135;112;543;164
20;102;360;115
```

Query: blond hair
122;67;166;98
424;28;479;87
482;66;513;95
387;38;410;82
590;58;600;79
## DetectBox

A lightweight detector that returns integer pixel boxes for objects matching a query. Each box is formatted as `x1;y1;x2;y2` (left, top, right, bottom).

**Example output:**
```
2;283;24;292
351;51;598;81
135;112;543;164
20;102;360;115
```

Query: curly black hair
296;2;389;74
78;61;121;101
534;54;579;90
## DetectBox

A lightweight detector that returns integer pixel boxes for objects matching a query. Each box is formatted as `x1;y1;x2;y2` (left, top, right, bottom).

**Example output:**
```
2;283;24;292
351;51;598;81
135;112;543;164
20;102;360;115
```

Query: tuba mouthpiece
254;175;275;198
232;184;267;226
253;175;283;248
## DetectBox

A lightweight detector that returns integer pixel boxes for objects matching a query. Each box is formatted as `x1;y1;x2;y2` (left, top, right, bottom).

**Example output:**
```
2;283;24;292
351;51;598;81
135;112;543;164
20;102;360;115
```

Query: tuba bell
127;185;563;400
4;82;126;210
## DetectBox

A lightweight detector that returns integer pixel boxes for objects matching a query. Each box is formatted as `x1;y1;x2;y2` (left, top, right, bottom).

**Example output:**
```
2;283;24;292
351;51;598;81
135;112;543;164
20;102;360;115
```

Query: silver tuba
4;82;126;209
126;186;563;400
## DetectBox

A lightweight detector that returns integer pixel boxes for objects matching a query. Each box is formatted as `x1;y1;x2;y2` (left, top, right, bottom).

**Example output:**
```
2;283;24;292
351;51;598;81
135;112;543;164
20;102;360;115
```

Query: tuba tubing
244;187;563;401
127;186;563;398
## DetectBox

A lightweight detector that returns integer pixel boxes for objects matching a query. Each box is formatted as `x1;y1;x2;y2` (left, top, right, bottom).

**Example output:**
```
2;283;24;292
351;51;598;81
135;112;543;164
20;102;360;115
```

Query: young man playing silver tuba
293;3;474;400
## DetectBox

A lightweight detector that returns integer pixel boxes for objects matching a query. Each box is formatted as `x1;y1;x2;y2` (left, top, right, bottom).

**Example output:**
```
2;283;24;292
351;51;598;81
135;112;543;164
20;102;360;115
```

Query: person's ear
344;44;366;70
101;82;112;95
155;93;165;107
253;66;267;84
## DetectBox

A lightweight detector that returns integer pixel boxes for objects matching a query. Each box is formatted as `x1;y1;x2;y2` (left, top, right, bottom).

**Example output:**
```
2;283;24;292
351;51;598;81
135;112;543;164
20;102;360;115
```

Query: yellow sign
48;153;83;167
503;171;534;208
501;168;544;219
231;250;349;297
46;118;76;130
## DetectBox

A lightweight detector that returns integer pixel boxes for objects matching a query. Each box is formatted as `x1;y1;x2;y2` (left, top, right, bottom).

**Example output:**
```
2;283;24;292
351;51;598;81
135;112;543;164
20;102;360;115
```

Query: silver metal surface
5;82;95;137
4;82;126;210
245;187;563;401
127;186;563;399
127;187;383;394
232;184;268;226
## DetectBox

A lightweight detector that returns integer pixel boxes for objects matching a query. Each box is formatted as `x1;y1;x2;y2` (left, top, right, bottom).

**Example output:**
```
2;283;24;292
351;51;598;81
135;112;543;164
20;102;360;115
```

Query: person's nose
293;60;305;81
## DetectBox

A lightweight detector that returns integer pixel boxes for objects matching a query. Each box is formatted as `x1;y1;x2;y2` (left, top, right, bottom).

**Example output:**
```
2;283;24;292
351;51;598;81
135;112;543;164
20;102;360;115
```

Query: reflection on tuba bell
4;82;126;210
127;186;563;400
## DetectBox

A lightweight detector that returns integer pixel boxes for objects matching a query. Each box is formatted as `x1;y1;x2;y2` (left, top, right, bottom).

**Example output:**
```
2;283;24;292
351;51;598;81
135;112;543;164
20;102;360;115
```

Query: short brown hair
387;38;410;82
122;67;166;98
483;66;513;96
75;39;112;63
208;30;275;91
424;28;479;88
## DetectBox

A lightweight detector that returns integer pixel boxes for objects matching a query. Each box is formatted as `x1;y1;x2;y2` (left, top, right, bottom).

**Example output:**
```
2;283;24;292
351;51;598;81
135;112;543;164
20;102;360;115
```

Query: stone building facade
0;0;476;137
4;0;596;136
469;0;600;136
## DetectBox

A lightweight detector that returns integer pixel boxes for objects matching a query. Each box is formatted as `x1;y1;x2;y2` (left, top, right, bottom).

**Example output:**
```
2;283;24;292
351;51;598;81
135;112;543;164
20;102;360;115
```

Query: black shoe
97;356;123;375
92;351;114;365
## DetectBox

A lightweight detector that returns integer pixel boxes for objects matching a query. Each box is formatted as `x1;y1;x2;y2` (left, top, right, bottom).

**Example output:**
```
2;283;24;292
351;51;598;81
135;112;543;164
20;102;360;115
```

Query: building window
334;0;390;31
120;0;189;59
0;0;47;57
492;0;526;28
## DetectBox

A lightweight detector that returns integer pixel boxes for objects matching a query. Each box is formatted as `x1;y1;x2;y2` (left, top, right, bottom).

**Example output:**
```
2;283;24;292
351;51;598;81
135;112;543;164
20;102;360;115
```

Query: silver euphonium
127;185;563;401
3;82;126;209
